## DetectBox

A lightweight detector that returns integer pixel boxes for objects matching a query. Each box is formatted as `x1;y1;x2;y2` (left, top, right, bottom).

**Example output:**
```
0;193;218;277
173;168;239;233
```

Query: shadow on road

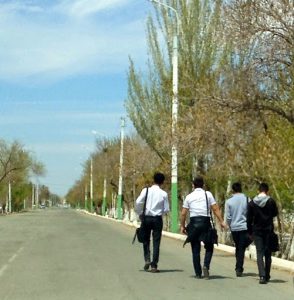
208;275;233;280
268;279;288;284
242;272;258;277
157;269;184;273
139;269;184;273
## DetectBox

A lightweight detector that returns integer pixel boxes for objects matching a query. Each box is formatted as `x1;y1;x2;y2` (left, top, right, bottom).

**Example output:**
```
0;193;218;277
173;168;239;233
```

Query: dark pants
254;232;272;279
189;217;214;276
143;216;163;268
231;230;248;273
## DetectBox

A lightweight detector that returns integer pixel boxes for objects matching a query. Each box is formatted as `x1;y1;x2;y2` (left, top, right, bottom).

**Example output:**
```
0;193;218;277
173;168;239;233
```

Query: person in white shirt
135;172;169;273
180;176;226;279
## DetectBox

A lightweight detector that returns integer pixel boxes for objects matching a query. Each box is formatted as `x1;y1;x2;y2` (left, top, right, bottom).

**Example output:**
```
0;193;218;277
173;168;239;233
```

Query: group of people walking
135;173;278;284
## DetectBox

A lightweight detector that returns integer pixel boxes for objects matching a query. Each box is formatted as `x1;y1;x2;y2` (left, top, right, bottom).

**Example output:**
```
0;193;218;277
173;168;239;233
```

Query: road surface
0;209;293;300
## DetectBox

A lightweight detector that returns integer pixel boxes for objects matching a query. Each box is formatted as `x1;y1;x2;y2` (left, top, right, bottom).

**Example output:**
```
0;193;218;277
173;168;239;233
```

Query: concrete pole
85;184;88;210
8;181;12;213
117;118;125;220
102;178;107;216
149;0;179;232
90;158;93;213
32;184;35;209
36;183;39;208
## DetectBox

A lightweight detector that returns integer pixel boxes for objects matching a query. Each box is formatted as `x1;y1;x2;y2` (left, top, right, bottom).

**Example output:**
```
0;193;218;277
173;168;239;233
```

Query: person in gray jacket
225;182;249;277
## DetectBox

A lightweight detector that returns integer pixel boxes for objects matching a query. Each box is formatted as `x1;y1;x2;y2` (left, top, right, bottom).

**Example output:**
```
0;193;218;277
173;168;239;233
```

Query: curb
79;210;294;274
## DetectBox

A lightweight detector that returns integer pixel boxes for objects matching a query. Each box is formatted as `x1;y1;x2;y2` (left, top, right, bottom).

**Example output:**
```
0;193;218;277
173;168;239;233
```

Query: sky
0;0;151;196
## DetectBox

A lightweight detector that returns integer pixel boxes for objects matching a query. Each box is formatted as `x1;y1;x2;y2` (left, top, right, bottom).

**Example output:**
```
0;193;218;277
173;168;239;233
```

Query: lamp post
81;145;93;212
92;130;108;216
85;183;88;210
149;0;179;232
90;157;93;213
8;181;12;213
117;117;125;220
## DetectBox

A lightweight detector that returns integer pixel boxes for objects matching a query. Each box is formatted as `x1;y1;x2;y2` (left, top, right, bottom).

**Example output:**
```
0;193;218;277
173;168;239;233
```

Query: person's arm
211;204;226;229
135;188;146;215
180;208;189;234
271;198;278;218
163;194;170;215
247;202;253;235
225;201;231;227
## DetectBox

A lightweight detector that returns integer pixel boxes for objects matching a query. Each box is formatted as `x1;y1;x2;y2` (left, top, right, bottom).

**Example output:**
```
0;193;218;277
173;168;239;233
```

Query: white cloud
57;0;131;18
0;0;147;83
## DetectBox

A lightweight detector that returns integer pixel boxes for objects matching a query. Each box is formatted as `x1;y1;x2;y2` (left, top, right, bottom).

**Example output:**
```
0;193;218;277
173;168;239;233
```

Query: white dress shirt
183;188;216;217
135;185;169;216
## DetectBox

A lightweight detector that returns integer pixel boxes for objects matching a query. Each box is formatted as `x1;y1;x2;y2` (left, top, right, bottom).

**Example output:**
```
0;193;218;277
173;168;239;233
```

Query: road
0;209;293;300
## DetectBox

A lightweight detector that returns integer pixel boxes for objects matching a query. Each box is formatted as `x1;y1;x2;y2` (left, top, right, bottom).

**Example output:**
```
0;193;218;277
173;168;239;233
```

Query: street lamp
90;157;93;213
82;145;93;212
149;0;179;232
117;118;125;220
92;130;108;216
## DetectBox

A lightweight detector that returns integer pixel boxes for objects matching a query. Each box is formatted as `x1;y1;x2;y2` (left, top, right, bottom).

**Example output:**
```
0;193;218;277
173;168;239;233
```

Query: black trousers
231;230;248;272
143;216;163;268
254;232;272;279
189;216;214;276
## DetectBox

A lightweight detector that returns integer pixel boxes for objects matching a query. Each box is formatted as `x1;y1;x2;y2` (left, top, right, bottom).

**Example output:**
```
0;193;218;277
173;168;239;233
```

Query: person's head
258;182;269;194
232;182;242;193
153;172;165;185
193;176;204;189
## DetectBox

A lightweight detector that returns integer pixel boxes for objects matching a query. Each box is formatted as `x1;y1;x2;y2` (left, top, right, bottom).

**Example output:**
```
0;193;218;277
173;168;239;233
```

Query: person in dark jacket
247;183;278;284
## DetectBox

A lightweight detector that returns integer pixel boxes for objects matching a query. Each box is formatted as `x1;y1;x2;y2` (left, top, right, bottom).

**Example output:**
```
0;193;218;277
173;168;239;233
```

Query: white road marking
0;247;24;277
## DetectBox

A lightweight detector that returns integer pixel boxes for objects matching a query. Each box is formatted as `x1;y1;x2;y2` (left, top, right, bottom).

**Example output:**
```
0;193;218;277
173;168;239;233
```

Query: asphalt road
0;209;293;300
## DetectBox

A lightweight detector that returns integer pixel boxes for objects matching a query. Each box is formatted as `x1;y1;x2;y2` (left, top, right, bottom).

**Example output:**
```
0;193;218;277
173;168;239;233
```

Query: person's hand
220;221;228;230
180;225;187;235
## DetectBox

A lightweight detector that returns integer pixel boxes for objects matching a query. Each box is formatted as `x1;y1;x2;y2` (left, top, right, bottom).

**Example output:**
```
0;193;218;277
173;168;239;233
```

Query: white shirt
183;188;216;217
135;185;169;216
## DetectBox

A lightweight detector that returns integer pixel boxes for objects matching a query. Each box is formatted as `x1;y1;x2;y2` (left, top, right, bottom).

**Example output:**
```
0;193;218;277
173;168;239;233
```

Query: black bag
183;222;202;247
135;225;147;243
206;227;218;245
269;231;279;252
244;233;253;248
132;188;149;244
205;192;218;245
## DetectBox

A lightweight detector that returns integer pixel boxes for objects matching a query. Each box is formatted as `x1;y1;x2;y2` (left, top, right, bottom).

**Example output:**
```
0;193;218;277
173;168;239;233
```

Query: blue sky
0;0;151;196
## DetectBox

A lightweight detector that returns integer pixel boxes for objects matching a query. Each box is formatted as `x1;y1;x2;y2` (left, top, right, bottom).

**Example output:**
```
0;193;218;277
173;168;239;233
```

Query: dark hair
193;176;204;188
232;182;242;193
259;182;269;193
153;172;165;185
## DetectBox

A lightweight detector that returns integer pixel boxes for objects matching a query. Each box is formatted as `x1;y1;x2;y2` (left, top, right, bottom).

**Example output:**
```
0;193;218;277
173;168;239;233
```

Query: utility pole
149;0;179;232
32;183;35;209
36;183;39;208
90;158;93;213
85;184;88;210
102;178;107;216
117;118;125;220
8;181;12;213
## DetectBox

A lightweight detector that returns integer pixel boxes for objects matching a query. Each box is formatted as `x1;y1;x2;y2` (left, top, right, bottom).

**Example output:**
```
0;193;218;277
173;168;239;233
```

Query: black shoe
236;271;243;277
195;274;202;279
203;266;209;279
259;277;267;284
143;262;150;271
150;267;160;273
265;275;271;282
